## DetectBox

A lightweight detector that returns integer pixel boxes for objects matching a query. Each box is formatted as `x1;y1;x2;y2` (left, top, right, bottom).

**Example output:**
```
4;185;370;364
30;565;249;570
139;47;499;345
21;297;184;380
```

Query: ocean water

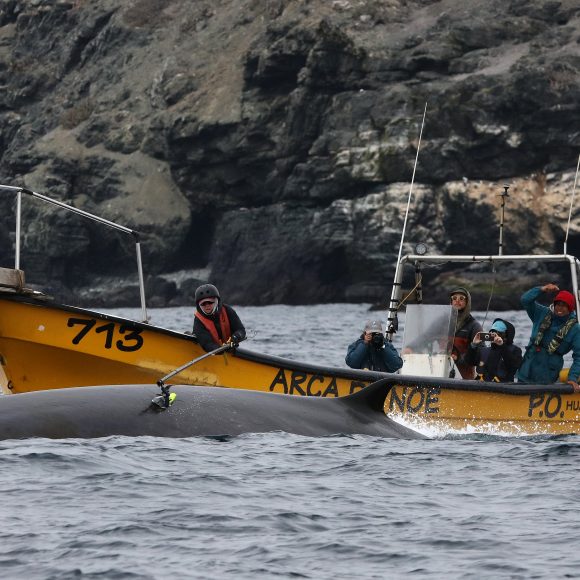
0;304;578;580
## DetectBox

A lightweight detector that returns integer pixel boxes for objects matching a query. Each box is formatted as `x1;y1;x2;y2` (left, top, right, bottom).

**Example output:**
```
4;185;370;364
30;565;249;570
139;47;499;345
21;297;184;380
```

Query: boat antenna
481;183;510;328
564;153;580;255
386;102;427;340
498;183;509;256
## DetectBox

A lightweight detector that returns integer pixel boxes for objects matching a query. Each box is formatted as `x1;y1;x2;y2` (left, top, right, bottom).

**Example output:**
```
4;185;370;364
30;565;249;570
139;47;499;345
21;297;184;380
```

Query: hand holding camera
365;332;384;348
474;331;504;346
371;333;385;348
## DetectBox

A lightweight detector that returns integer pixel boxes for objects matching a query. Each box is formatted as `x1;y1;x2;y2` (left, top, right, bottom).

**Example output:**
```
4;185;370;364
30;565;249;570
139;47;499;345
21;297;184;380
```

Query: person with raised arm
517;283;580;390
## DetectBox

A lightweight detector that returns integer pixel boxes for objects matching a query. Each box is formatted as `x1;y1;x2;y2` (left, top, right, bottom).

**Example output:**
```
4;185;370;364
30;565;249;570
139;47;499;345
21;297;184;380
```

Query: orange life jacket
194;308;232;346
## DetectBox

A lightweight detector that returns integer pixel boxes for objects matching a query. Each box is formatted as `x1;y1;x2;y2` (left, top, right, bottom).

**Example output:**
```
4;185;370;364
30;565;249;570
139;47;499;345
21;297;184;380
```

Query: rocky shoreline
0;0;579;307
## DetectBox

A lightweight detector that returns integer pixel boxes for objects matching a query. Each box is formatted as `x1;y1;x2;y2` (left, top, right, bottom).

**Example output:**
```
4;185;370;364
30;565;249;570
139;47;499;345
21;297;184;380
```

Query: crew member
193;284;246;352
517;284;580;389
345;320;403;373
449;286;482;379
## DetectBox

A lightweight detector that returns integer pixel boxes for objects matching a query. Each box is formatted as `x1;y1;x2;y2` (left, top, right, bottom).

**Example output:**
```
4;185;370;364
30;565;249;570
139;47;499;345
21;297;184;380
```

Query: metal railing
387;253;580;340
0;184;148;322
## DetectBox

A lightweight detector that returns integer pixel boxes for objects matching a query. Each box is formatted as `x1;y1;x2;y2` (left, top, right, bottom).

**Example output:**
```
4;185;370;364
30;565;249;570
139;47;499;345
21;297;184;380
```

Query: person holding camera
468;319;522;382
345;320;403;373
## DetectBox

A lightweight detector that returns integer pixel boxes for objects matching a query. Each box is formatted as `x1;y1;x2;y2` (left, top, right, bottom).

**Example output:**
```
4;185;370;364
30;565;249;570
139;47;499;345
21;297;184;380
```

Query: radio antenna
386;102;427;340
498;183;510;256
564;153;580;255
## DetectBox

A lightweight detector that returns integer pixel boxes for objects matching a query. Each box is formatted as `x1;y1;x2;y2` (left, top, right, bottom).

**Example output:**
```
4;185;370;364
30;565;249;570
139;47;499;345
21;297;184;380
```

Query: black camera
371;333;385;348
479;332;492;342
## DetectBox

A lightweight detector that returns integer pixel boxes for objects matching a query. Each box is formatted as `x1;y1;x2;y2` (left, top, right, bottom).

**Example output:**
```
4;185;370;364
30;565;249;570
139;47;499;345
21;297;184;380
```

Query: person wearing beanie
448;287;483;379
517;283;580;389
345;319;403;373
192;284;246;352
468;318;523;382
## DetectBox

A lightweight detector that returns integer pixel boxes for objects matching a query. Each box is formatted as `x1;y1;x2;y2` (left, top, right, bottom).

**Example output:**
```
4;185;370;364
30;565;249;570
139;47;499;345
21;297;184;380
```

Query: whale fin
342;377;394;412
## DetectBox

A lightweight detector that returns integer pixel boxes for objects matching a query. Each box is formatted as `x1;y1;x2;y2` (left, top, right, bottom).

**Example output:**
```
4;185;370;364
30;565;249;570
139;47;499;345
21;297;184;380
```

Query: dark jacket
453;314;483;378
345;337;403;373
467;318;522;382
517;286;580;384
193;303;246;352
449;287;482;380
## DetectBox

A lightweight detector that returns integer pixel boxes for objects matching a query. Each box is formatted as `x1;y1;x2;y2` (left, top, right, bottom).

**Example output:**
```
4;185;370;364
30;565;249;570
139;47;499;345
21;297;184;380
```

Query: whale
0;379;423;440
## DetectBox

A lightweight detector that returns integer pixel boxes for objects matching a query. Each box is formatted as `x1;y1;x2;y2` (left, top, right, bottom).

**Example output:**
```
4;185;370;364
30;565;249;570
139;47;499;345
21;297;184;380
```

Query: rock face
0;0;579;308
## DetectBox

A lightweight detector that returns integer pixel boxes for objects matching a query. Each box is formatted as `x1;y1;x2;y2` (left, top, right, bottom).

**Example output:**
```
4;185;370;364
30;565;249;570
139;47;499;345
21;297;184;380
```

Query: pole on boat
564;153;580;255
15;190;21;270
153;341;238;408
133;233;148;323
386;102;428;341
498;184;510;256
0;184;149;320
156;342;234;387
414;261;423;303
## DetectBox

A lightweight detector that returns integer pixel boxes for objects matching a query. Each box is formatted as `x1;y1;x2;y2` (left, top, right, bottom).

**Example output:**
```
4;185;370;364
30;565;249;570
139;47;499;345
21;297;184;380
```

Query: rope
397;275;423;310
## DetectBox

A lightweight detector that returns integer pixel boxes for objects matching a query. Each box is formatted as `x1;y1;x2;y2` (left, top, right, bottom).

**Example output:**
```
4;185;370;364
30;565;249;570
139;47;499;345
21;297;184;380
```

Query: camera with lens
371;333;385;348
479;332;492;342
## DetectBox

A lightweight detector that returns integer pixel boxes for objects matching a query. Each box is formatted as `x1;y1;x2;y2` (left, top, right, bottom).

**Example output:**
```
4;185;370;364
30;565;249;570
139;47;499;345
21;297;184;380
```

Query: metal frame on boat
0;184;384;398
379;248;580;435
1;184;149;323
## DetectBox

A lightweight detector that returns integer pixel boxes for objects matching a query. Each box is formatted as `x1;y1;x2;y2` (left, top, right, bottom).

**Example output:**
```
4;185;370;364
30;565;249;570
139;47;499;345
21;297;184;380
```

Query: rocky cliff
0;0;579;308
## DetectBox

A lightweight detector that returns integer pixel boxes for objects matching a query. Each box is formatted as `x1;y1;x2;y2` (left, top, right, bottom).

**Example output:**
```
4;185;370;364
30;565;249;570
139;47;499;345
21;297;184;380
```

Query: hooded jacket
193;299;246;352
449;286;483;380
346;336;403;373
467;318;522;382
517;286;580;384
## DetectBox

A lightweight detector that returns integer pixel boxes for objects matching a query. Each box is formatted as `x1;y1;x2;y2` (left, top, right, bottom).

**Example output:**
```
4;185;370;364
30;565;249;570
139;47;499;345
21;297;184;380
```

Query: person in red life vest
449;286;482;379
193;284;246;352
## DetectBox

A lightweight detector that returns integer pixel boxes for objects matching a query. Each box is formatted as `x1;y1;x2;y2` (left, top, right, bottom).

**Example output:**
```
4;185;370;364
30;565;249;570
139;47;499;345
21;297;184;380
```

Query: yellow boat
0;279;386;396
0;185;388;396
383;377;578;436
380;232;580;435
2;183;580;437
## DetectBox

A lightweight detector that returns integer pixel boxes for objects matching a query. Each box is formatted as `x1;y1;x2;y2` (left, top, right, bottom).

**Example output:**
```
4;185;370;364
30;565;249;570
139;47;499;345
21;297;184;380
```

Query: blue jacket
345;338;403;373
517;287;580;384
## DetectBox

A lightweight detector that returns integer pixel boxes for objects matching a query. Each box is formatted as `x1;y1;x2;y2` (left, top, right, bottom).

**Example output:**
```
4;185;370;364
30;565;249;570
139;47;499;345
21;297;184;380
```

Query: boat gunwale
391;375;575;396
0;292;387;382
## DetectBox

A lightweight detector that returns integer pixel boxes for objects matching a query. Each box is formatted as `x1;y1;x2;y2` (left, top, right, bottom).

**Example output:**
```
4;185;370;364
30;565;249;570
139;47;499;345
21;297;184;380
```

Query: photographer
468;319;522;382
345;320;403;373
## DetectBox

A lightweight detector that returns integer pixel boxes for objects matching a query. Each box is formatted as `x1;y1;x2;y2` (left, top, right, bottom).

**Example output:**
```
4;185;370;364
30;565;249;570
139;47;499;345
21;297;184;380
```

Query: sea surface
1;304;579;580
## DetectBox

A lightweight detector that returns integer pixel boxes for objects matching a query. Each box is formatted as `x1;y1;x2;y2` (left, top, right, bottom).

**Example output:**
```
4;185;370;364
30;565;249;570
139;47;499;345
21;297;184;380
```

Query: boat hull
0;295;382;396
384;377;579;435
